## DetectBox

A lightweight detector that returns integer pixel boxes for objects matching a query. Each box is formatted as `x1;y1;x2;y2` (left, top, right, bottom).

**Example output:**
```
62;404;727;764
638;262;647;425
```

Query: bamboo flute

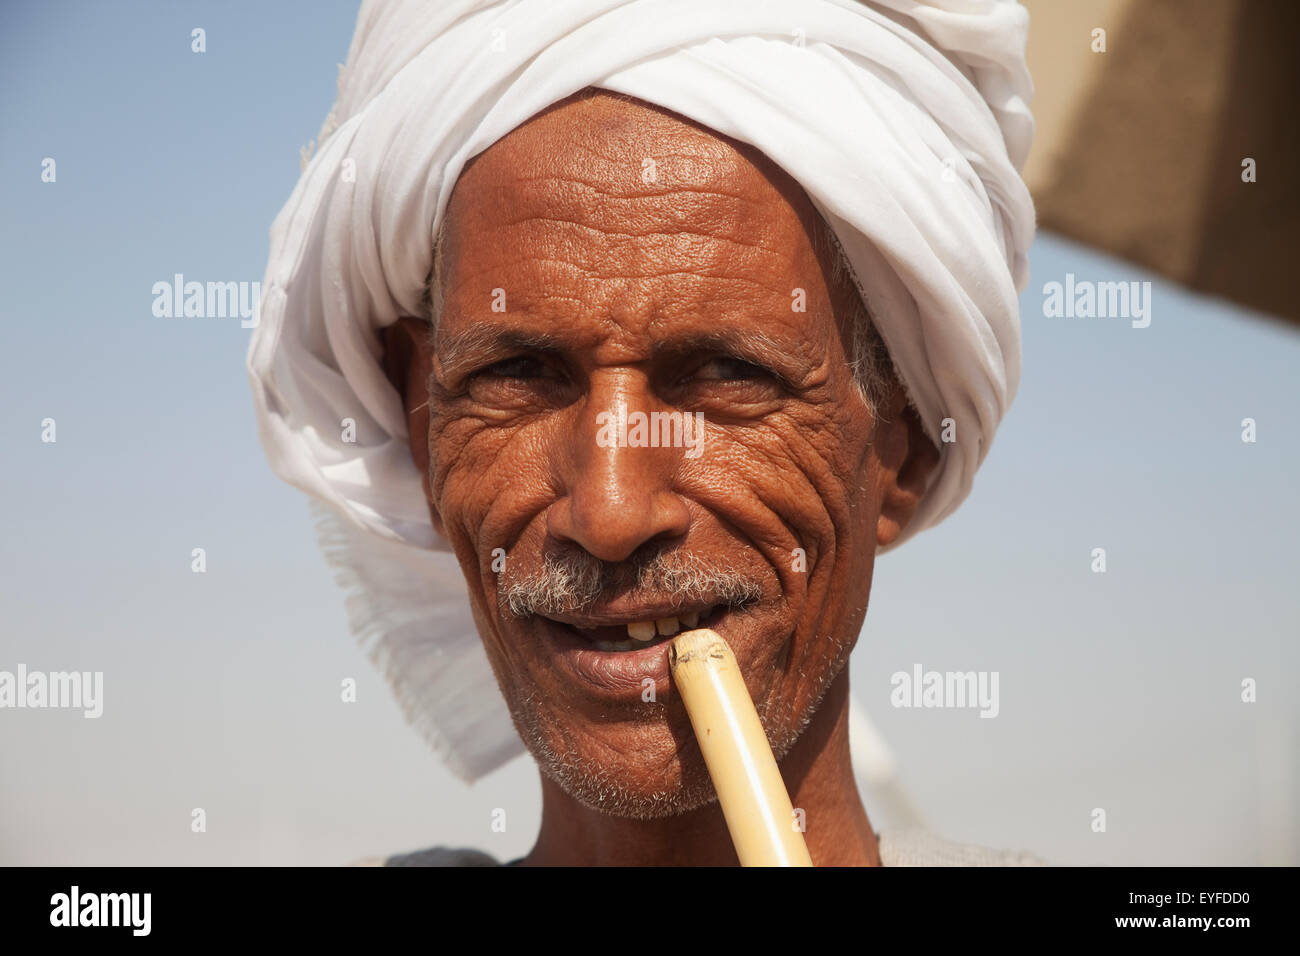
669;628;814;866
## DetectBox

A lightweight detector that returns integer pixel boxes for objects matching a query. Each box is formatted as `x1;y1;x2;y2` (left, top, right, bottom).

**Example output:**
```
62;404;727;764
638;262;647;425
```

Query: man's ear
872;382;941;549
381;315;444;536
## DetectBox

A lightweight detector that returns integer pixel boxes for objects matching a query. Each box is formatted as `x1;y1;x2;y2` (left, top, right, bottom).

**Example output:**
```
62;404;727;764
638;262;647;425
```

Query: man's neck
519;670;879;866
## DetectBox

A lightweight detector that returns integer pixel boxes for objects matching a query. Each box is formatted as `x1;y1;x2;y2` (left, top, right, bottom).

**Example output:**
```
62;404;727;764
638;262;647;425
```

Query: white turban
247;0;1035;782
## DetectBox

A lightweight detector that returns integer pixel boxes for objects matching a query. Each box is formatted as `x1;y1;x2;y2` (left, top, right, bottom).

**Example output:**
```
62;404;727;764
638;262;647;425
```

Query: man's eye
478;356;554;380
462;354;570;408
692;356;770;382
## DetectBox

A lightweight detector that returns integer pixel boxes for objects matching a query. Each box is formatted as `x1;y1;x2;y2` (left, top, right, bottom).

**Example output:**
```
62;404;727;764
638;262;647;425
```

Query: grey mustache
499;547;764;619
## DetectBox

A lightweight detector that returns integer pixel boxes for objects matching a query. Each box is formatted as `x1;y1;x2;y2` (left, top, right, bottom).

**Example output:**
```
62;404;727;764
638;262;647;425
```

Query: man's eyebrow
651;328;806;373
432;324;808;383
433;324;569;382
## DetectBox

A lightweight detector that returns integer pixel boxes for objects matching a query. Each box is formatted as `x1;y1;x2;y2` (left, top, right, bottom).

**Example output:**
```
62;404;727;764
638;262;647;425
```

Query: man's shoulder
877;827;1048;866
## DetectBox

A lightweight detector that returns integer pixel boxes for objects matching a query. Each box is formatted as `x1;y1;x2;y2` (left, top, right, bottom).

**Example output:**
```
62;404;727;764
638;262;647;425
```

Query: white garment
247;0;1036;783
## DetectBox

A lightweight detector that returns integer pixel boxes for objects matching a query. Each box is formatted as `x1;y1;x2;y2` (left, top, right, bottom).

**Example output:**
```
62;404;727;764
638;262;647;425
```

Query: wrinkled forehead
438;89;832;294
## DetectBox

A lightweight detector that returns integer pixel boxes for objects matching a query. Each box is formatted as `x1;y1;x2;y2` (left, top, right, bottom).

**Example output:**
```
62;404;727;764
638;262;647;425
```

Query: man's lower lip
535;617;685;698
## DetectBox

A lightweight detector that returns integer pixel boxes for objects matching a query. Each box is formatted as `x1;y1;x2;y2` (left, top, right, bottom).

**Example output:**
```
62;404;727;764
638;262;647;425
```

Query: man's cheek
719;437;855;656
737;439;839;558
438;439;552;562
431;421;509;507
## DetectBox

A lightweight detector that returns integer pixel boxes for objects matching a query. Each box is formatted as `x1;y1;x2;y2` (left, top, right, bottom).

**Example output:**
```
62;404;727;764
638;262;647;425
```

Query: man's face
393;91;932;818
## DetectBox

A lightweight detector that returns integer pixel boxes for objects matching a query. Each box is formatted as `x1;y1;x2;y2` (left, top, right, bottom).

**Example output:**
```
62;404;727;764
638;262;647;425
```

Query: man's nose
546;392;691;564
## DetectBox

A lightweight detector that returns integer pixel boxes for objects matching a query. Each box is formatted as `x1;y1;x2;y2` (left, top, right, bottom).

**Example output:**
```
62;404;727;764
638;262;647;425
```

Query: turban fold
247;0;1035;782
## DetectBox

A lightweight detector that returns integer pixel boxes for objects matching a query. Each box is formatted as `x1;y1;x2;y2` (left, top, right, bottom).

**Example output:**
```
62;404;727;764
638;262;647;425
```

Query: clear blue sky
1;1;1296;865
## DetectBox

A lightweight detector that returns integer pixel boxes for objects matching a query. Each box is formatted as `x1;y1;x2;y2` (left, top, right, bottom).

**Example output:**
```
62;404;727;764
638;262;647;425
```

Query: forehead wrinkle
470;89;822;237
448;146;821;301
438;100;842;363
479;165;786;243
500;211;789;255
486;111;760;197
488;214;798;286
441;222;805;308
436;248;594;314
515;183;779;247
506;171;763;207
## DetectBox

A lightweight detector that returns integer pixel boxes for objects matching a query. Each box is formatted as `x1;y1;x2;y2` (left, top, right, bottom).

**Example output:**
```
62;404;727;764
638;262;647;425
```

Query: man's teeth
627;621;656;642
589;607;715;651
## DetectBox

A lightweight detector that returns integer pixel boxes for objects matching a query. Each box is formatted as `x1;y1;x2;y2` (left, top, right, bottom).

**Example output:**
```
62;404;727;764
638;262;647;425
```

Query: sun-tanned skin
382;90;939;866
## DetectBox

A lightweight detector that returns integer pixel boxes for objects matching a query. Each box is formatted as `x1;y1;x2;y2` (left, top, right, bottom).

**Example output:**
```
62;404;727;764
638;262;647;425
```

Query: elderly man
248;0;1038;866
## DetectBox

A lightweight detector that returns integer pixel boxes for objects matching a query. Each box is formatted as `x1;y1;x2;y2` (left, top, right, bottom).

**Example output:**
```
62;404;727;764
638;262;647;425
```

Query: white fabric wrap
247;0;1035;782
